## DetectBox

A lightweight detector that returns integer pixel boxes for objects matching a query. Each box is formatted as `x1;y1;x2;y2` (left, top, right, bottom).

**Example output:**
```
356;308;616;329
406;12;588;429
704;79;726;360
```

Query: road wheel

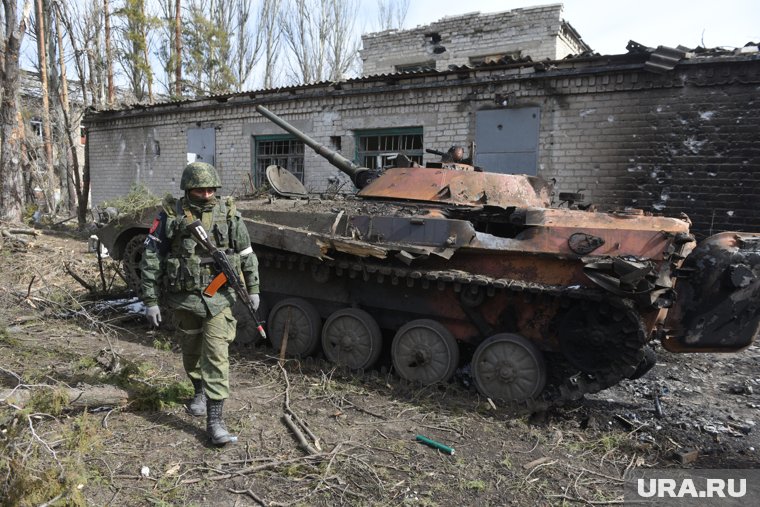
391;319;459;385
122;233;146;296
322;308;382;370
267;298;322;358
471;333;546;402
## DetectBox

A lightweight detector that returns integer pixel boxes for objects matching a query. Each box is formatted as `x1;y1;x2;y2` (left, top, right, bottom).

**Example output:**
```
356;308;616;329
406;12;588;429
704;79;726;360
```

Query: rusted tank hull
91;105;760;405
95;194;760;406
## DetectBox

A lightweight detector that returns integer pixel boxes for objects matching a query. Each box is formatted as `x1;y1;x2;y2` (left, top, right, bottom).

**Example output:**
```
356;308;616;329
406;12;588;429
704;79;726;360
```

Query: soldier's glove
146;305;162;327
249;294;260;311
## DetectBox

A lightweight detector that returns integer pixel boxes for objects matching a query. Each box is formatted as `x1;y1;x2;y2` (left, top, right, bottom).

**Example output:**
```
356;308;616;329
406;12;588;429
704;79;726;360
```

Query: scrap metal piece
663;232;760;351
568;232;604;255
582;256;657;296
266;165;308;198
644;46;687;73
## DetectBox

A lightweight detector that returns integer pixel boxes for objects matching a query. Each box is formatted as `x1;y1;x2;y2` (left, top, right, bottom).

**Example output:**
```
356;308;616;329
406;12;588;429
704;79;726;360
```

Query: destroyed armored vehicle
95;105;760;405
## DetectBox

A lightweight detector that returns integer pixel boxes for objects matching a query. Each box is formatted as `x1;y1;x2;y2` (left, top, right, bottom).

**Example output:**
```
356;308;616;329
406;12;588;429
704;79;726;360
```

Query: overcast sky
401;0;760;55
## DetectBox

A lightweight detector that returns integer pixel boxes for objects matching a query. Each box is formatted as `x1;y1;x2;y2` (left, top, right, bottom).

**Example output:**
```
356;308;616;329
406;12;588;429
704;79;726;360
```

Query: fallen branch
227;487;268;506
279;363;322;452
283;413;319;455
52;216;76;226
1;229;31;246
183;454;326;482
26;275;36;298
342;396;387;420
2;384;130;411
64;262;95;292
6;227;41;236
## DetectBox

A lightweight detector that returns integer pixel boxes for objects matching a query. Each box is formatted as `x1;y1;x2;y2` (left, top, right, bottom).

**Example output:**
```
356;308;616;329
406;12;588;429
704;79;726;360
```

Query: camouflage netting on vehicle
100;184;160;219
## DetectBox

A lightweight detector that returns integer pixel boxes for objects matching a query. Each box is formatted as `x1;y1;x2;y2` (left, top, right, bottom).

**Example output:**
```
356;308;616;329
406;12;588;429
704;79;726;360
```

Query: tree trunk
104;0;114;106
174;0;182;97
87;48;98;107
142;21;154;104
79;125;91;226
0;0;33;223
35;0;56;213
55;9;79;213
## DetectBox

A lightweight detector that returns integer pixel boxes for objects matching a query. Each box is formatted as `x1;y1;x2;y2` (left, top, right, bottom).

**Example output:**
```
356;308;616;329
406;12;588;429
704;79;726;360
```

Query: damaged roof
85;42;760;119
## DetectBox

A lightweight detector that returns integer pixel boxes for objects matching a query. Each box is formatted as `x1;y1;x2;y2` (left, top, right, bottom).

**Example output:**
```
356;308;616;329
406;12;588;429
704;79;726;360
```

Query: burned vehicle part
95;105;760;406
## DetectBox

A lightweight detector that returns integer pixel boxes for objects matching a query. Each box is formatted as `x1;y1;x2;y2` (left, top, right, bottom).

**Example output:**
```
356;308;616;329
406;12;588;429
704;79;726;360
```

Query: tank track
259;250;649;407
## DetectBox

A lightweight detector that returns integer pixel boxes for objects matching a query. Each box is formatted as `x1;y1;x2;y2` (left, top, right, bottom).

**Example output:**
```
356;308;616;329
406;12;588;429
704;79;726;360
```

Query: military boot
206;399;234;445
186;379;206;417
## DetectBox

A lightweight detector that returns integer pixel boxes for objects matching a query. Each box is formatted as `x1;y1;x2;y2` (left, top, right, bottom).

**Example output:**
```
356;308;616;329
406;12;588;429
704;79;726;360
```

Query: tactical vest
161;196;242;293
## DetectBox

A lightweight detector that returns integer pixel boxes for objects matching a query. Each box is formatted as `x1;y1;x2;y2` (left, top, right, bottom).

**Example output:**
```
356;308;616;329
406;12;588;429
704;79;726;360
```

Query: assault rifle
187;219;267;340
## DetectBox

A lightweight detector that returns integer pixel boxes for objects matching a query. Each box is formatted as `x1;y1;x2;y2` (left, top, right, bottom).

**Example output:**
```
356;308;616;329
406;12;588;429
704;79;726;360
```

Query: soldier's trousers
175;306;237;400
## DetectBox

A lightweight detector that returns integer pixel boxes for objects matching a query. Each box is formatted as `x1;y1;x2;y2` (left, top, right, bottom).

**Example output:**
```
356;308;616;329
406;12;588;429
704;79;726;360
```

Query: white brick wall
360;4;586;76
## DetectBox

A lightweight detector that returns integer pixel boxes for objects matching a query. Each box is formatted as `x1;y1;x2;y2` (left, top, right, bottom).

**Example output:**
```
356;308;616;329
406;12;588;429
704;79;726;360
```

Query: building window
395;62;435;73
355;128;423;170
30;119;43;137
254;135;305;186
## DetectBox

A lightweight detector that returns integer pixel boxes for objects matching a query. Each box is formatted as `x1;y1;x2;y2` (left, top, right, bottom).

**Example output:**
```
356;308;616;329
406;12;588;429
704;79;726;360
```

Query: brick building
84;7;760;239
360;4;589;75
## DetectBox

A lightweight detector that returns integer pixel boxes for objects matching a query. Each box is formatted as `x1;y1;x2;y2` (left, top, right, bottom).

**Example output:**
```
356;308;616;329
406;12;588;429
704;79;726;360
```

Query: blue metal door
475;107;540;175
187;127;216;166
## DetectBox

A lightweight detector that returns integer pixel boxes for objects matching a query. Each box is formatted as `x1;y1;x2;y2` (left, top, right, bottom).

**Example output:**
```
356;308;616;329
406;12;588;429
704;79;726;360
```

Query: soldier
442;145;465;163
140;162;260;445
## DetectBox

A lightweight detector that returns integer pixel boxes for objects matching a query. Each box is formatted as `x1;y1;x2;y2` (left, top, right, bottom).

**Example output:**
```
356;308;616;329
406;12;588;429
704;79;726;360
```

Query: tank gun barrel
255;105;371;188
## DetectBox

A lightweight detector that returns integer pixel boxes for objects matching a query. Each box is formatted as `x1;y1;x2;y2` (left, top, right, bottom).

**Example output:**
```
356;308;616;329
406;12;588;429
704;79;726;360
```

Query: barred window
355;128;423;170
254;136;305;186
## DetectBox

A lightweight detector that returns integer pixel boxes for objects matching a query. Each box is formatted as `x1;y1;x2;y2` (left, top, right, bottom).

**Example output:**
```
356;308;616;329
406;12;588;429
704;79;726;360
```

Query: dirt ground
1;227;759;506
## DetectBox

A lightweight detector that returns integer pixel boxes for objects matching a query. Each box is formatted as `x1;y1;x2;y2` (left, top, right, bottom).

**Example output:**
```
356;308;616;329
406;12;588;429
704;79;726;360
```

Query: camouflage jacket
140;194;259;318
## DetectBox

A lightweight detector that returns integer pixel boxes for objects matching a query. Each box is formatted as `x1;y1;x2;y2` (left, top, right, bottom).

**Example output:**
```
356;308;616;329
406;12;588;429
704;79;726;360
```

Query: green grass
0;411;100;507
464;479;487;491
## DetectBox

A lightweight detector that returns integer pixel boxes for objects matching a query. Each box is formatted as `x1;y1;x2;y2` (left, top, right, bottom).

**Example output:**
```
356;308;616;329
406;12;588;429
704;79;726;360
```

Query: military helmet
180;162;222;190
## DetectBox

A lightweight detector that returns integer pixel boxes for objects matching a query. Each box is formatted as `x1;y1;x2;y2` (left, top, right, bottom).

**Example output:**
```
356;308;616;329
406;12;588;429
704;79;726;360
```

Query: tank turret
256;105;551;209
256;105;374;189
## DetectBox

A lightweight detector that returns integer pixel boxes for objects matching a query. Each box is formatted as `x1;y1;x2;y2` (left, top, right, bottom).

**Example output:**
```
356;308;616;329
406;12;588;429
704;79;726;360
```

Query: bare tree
155;0;177;96
280;0;323;84
0;0;33;222
376;0;408;31
258;0;282;89
231;0;260;91
86;0;107;108
327;0;360;81
280;0;359;85
182;0;237;96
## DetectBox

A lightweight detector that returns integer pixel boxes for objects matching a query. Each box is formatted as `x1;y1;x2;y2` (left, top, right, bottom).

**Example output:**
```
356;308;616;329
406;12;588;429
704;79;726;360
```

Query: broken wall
530;58;760;238
360;4;582;76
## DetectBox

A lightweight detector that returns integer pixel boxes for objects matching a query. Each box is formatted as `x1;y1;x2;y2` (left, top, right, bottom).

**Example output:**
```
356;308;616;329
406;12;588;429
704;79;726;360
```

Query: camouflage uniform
140;163;259;429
